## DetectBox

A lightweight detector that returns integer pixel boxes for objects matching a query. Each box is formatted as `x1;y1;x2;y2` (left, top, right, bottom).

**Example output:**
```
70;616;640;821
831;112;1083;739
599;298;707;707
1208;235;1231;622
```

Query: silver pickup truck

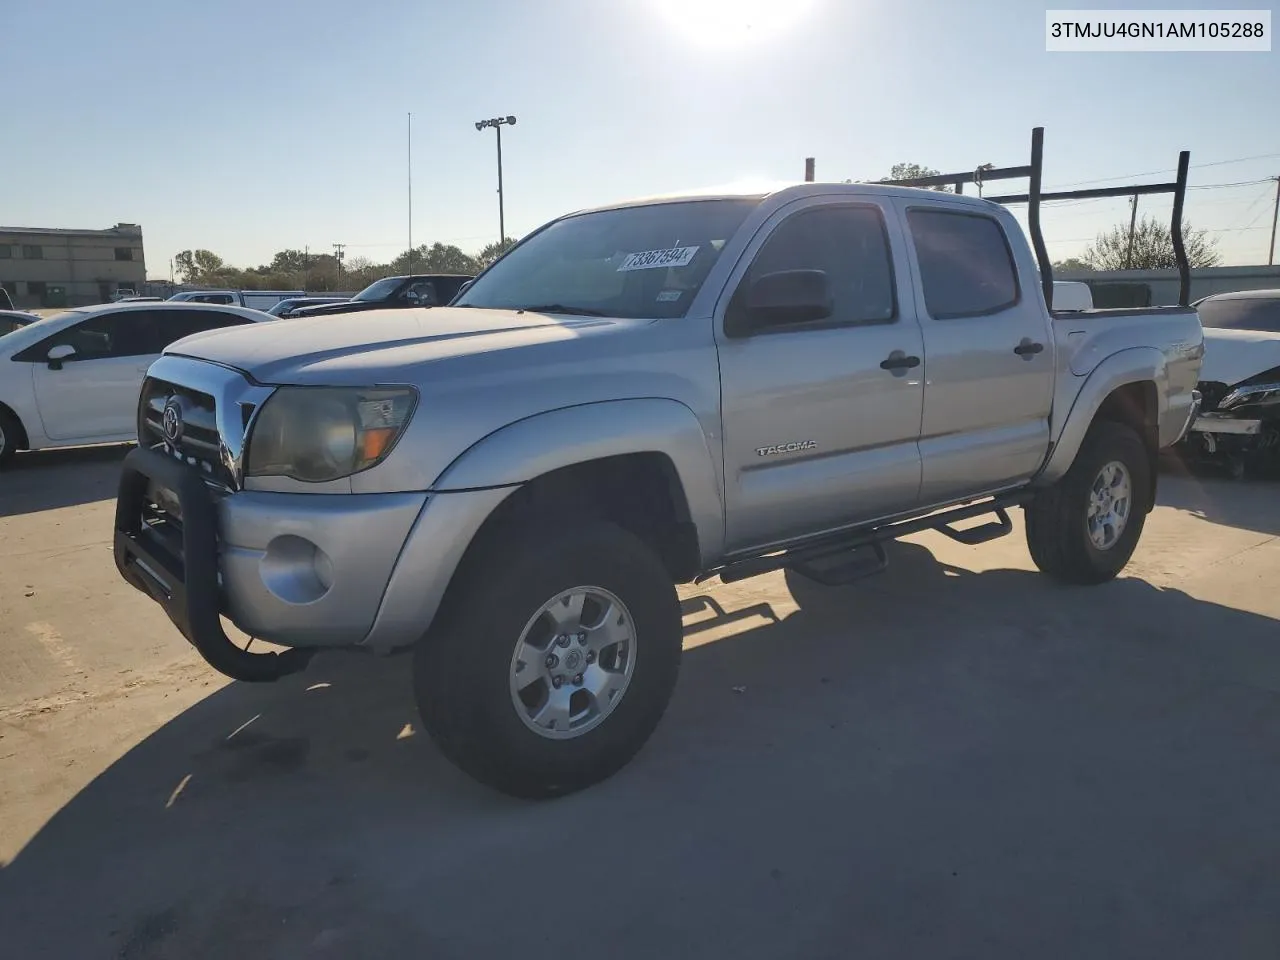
114;129;1203;798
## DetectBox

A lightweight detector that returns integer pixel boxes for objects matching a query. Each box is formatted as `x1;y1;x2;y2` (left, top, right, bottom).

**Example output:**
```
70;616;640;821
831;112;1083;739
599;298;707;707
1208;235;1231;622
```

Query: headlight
245;386;418;483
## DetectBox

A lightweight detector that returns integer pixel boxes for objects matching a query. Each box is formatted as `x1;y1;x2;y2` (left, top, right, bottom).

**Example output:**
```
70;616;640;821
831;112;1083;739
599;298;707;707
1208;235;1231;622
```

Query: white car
1181;288;1280;477
0;302;272;466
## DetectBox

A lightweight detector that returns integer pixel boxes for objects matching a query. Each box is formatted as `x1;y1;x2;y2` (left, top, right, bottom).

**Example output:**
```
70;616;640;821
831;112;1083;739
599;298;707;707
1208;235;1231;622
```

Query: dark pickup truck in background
289;274;474;318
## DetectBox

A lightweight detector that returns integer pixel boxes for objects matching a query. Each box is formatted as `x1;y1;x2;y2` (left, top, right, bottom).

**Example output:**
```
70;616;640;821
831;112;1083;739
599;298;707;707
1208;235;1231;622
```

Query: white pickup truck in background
168;289;305;311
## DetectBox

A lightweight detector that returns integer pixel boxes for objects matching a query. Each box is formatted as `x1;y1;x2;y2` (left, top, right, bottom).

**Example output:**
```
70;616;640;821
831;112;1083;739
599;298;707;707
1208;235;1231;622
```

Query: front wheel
414;518;682;799
1025;420;1152;585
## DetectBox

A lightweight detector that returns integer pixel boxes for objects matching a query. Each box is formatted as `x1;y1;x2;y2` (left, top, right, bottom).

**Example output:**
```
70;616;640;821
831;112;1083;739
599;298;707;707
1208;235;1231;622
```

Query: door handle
879;351;921;371
1014;338;1044;358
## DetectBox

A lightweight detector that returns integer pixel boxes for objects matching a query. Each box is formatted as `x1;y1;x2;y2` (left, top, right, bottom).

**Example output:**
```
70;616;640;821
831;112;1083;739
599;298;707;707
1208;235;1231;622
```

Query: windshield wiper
514;303;607;317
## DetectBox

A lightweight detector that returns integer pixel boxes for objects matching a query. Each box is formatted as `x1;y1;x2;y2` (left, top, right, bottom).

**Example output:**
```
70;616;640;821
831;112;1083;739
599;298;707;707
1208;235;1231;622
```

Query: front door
897;202;1055;505
715;198;926;553
29;310;163;440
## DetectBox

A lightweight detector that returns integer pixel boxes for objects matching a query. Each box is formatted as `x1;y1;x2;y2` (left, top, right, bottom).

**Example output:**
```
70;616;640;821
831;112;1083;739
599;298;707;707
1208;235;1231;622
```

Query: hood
164;306;638;384
1200;328;1280;385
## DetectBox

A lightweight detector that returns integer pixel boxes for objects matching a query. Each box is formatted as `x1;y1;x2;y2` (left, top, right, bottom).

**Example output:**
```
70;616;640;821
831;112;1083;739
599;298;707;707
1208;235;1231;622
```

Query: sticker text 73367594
616;246;700;272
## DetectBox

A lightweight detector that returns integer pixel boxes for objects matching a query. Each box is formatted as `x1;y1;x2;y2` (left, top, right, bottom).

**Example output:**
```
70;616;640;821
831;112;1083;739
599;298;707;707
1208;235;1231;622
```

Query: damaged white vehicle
1183;289;1280;478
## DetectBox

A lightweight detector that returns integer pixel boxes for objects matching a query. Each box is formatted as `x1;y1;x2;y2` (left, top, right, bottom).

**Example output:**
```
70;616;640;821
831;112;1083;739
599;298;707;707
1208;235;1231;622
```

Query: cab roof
572;180;1000;217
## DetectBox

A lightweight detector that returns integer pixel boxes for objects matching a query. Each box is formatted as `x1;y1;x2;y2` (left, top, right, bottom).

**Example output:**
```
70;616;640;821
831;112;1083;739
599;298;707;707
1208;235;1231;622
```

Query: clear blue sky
4;0;1278;276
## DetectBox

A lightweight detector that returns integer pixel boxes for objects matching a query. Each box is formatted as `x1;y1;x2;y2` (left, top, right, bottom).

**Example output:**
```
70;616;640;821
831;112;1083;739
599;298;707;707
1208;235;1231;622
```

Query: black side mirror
730;269;832;336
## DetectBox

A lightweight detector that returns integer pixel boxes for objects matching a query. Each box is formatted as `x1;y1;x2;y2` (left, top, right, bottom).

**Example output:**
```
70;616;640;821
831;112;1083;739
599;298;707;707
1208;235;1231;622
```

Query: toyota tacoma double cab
113;129;1204;799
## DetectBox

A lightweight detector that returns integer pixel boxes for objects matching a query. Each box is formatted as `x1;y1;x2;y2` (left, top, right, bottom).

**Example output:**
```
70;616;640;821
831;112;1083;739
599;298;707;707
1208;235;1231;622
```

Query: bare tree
1082;215;1221;270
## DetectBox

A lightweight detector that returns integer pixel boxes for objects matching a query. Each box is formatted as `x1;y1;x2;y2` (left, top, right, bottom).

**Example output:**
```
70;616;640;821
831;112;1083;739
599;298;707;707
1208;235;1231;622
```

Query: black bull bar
113;446;314;682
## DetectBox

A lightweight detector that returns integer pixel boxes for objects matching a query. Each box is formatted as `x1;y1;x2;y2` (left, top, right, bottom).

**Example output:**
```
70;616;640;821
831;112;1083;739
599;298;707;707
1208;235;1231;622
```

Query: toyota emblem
161;398;184;443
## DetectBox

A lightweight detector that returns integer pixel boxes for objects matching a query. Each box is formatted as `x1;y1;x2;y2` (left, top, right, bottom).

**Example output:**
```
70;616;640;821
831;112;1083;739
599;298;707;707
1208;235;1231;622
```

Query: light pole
407;112;414;274
475;115;517;243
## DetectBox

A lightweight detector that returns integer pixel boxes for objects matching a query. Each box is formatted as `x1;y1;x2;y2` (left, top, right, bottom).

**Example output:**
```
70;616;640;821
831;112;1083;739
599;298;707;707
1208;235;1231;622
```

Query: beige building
0;223;146;309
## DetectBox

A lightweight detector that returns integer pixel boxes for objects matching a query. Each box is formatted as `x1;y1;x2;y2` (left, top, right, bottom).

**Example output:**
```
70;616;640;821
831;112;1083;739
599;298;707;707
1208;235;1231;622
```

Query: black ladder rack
878;127;1192;309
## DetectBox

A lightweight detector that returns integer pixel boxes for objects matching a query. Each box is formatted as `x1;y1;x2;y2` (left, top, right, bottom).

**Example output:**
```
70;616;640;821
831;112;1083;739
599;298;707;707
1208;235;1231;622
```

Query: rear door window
907;209;1020;319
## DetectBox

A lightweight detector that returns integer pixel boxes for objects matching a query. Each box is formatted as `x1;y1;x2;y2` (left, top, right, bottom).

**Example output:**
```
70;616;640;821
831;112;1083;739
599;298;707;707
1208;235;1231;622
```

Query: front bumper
1167;389;1202;446
114;447;316;682
1188;412;1263;437
114;446;517;679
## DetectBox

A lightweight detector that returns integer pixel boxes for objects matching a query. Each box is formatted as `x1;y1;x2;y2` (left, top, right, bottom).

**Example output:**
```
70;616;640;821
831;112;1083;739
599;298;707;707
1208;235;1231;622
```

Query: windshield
454;198;761;319
1197;296;1280;333
0;310;83;345
353;278;404;302
0;313;35;336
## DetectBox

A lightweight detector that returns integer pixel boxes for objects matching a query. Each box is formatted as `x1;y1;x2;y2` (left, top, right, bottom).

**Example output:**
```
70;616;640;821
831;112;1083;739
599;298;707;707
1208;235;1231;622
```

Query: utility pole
304;245;310;291
332;243;345;284
1268;175;1280;267
804;157;815;182
407;112;414;275
475;115;517;243
1125;194;1139;269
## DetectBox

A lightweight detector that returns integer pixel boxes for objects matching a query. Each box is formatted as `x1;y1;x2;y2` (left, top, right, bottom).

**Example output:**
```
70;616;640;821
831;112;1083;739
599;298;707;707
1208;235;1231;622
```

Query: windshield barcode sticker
617;246;700;272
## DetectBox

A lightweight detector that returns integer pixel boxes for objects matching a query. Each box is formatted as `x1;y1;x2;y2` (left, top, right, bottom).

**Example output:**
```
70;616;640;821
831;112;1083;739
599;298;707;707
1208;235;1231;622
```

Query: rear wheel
414;517;682;799
1025;420;1151;585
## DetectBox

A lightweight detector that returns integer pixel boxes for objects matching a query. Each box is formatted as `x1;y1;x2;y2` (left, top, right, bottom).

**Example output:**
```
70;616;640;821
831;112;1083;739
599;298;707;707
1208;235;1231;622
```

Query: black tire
414;518;682;799
0;407;22;467
1025;420;1152;585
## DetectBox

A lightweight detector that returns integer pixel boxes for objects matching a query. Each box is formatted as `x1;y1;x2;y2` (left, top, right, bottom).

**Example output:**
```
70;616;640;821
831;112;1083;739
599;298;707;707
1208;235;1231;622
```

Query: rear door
898;202;1055;505
715;197;925;553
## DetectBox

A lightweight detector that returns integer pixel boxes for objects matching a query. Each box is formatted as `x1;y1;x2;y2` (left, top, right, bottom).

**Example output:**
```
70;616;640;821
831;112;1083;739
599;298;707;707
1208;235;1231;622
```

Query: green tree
193;249;224;278
172;249;227;283
880;163;954;193
391;243;478;275
476;237;519;269
1052;257;1094;273
1082;216;1221;271
257;249;310;275
172;250;198;282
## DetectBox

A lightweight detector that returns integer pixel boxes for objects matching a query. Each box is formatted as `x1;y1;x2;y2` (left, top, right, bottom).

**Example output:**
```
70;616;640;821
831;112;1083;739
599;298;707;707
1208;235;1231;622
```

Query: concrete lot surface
2;446;1280;958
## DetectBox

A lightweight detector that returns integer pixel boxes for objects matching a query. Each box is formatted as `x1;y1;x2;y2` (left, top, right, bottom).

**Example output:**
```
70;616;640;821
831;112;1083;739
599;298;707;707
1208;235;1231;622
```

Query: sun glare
650;0;820;49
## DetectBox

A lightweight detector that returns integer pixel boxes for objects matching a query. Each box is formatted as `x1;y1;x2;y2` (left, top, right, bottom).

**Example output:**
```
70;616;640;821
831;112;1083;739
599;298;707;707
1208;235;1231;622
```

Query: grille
138;377;250;489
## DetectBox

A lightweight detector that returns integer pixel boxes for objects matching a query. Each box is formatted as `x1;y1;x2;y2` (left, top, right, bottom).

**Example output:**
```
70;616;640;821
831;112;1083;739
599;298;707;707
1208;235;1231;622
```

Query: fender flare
1034;346;1167;486
430;399;726;564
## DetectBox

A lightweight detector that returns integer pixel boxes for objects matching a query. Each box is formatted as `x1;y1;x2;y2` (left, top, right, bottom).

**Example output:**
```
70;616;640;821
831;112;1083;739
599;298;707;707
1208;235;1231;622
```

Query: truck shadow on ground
0;443;130;517
1155;461;1280;537
3;541;1280;959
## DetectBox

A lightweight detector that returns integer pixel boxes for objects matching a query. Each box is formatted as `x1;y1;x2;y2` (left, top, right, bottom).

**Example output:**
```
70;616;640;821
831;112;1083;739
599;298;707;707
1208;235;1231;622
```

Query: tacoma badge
756;440;817;457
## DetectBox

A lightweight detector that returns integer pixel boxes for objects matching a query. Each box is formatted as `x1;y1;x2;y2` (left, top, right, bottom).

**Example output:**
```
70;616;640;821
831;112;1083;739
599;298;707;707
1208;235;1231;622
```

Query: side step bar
698;493;1029;587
